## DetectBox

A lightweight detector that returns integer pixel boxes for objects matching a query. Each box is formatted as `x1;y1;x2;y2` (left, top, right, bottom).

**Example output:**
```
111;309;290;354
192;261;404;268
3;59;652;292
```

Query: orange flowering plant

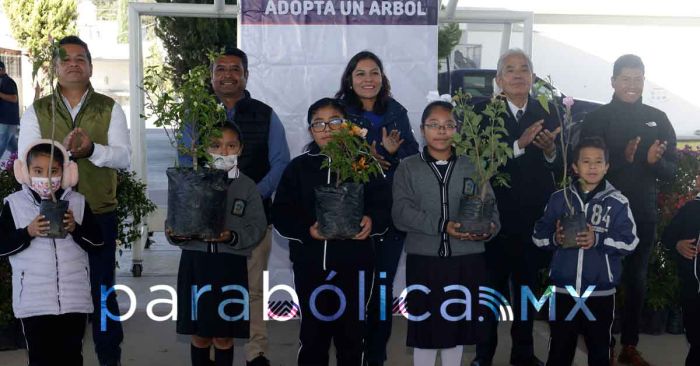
320;121;383;187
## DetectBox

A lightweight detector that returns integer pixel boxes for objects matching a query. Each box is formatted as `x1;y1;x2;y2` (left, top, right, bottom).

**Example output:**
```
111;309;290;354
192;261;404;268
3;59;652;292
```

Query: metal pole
128;5;146;274
501;23;512;56
523;13;534;56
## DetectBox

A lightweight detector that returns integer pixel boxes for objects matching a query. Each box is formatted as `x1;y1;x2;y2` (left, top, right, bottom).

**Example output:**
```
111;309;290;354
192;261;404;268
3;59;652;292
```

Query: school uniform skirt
405;252;490;349
176;249;250;338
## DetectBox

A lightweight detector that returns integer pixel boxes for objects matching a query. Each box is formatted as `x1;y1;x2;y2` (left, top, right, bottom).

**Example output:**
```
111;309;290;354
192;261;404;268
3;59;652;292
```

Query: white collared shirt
507;99;528;158
18;89;131;170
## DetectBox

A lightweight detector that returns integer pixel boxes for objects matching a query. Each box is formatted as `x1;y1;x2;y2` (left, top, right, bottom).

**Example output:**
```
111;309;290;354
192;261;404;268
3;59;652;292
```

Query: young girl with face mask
165;121;267;366
0;140;104;366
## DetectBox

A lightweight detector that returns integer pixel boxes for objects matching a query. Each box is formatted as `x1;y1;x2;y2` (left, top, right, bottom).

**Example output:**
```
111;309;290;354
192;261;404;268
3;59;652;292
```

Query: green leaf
537;94;550;114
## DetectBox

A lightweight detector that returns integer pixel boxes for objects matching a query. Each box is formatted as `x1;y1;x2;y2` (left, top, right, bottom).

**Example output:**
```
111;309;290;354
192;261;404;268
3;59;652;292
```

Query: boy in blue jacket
533;137;639;366
661;173;699;366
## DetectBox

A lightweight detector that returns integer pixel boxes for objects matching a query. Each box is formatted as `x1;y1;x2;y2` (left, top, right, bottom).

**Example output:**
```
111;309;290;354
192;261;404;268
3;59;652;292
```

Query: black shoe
471;359;492;366
247;354;271;366
511;356;544;366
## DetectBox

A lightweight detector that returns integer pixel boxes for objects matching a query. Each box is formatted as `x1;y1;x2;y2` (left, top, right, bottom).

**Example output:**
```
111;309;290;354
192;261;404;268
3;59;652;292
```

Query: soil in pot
456;196;495;235
666;306;684;335
314;183;364;240
40;199;69;239
560;211;588;248
641;306;669;335
166;167;229;239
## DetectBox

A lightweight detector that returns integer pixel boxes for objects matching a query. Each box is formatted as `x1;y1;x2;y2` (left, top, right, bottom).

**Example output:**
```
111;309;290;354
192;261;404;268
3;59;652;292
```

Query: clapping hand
381;127;404;155
63;128;93;159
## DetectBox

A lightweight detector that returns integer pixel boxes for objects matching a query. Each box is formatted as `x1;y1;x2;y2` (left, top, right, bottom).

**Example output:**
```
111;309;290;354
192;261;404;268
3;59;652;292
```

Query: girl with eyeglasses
335;51;419;366
392;101;500;366
271;97;391;365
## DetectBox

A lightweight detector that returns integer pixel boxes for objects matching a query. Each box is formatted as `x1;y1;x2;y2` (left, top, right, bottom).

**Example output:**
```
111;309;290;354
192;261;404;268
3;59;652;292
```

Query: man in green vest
18;35;130;366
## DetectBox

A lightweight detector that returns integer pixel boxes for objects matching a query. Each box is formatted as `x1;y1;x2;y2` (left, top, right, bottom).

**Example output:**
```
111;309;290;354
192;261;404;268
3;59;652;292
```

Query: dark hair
27;143;65;167
421;101;454;126
220;120;244;144
304;98;347;152
613;54;644;78
334;51;392;114
573;137;609;163
306;97;346;125
56;35;92;65
212;46;249;73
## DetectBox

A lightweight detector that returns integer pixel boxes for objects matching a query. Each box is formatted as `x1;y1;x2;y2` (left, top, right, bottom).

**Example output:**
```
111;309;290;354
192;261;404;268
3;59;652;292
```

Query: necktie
516;109;524;122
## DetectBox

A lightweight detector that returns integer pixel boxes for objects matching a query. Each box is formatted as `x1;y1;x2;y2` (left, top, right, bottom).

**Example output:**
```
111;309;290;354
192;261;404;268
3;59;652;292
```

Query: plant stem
553;103;573;214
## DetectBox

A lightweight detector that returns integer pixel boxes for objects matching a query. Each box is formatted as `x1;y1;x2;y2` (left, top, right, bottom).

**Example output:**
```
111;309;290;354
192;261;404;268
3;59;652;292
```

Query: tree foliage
452;91;512;198
320;122;382;186
2;0;77;81
141;58;227;171
438;23;462;60
154;0;237;87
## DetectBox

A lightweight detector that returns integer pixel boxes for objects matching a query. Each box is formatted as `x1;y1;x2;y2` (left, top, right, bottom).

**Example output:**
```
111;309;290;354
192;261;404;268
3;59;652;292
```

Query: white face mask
210;154;240;179
30;177;62;198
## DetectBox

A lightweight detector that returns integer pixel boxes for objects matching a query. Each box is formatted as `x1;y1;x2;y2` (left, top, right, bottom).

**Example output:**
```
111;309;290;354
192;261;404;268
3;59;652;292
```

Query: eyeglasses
310;118;345;132
423;122;457;131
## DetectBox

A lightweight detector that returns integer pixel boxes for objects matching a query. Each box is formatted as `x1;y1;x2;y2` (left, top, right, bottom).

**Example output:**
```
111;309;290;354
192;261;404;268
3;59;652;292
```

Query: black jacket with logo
581;96;678;223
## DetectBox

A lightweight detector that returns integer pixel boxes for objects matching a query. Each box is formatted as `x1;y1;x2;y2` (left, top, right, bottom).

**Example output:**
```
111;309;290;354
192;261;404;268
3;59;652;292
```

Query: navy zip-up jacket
661;194;700;297
533;180;639;296
345;98;419;179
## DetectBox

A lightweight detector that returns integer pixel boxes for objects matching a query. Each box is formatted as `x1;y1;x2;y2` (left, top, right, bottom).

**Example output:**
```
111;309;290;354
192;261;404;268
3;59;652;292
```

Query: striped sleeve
599;195;639;255
532;192;562;250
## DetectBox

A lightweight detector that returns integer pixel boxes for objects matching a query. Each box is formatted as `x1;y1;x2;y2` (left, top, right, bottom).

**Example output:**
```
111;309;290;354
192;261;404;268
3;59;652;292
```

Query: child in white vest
0;140;103;366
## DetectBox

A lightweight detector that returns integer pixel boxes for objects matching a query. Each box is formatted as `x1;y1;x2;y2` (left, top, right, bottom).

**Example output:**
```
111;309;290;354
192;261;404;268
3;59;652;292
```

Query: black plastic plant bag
457;196;495;235
314;183;364;240
560;211;588;248
40;199;69;239
166;167;228;239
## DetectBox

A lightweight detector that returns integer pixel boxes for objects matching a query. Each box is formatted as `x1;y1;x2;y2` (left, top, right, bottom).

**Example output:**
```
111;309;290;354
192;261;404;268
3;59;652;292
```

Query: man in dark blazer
472;49;560;366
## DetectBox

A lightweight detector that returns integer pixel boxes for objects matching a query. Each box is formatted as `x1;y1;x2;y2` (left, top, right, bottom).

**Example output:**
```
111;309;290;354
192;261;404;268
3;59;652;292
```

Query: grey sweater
166;174;267;256
392;151;501;257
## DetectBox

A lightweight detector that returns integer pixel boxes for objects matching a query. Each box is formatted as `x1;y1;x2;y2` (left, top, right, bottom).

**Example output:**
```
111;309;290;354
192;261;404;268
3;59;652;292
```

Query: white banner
239;0;438;313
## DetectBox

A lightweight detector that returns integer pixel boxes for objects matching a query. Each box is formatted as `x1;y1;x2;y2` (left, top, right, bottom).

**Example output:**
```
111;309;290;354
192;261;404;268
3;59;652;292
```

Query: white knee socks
440;345;464;366
413;346;463;366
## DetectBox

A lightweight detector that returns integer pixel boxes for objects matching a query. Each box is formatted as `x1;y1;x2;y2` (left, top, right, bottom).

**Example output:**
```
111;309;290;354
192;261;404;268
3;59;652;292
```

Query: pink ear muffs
14;139;79;189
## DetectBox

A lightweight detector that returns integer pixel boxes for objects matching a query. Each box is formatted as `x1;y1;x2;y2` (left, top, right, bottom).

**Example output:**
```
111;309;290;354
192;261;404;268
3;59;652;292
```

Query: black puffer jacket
581;96;678;223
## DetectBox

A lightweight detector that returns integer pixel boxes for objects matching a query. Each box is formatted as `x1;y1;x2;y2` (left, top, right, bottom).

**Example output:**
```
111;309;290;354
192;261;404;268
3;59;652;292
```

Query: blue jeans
364;226;405;364
90;212;124;365
0;123;17;159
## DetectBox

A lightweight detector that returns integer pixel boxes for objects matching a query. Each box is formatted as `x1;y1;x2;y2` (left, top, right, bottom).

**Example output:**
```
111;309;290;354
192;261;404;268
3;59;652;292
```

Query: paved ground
0;235;690;366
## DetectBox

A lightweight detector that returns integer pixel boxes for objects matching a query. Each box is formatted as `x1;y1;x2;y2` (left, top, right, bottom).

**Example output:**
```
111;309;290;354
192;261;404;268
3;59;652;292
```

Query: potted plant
315;121;382;239
642;241;676;334
0;154;21;350
141;55;228;239
115;170;157;277
534;79;587;248
651;145;700;334
451;90;512;235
